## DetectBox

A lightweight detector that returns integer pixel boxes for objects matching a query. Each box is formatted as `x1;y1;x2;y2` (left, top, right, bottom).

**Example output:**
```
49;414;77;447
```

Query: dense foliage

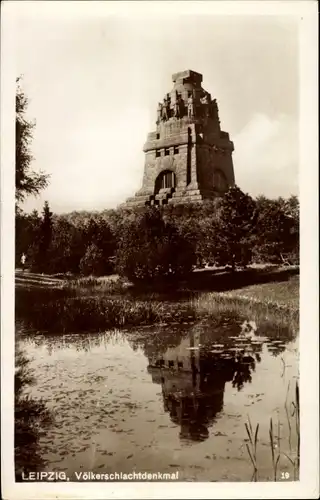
16;188;299;280
116;208;196;282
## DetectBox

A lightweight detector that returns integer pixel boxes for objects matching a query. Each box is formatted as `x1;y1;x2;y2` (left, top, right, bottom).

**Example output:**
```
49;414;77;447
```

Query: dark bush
115;207;196;283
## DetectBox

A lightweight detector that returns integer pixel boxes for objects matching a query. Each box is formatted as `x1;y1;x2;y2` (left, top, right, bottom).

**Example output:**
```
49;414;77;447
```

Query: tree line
16;189;299;281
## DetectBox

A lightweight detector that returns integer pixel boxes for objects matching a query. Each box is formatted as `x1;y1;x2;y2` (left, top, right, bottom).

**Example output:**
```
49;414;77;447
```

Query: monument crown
172;70;203;86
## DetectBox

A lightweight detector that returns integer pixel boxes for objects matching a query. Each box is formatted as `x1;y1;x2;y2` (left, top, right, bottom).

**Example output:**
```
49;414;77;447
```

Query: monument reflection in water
146;328;261;443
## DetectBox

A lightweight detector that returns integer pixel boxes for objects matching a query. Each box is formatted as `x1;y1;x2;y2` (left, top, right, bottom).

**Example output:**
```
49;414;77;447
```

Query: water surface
18;319;299;481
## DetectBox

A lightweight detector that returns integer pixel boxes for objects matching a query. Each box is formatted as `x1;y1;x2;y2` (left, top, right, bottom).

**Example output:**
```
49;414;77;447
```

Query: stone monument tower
125;70;235;207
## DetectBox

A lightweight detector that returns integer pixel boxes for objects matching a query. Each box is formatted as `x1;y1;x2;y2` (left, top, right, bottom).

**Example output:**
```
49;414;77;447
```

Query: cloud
233;113;298;198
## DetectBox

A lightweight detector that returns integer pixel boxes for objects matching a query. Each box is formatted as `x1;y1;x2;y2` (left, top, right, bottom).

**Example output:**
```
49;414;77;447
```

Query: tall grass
17;296;163;333
244;416;260;481
16;272;299;335
16;287;197;334
269;417;281;481
193;293;298;337
282;381;300;479
244;380;300;481
65;275;130;295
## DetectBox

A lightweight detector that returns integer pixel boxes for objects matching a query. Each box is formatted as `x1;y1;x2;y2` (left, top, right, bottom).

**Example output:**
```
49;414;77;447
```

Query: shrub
115;207;196;282
80;243;105;276
15;346;53;479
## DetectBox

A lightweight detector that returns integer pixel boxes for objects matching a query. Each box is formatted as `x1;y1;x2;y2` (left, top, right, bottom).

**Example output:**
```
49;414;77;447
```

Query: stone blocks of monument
125;70;235;207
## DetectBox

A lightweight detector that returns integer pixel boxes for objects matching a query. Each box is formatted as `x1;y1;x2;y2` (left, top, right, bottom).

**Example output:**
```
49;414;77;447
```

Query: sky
12;3;299;214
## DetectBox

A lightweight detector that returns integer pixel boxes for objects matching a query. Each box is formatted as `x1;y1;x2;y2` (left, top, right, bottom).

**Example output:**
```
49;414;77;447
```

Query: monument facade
125;70;235;207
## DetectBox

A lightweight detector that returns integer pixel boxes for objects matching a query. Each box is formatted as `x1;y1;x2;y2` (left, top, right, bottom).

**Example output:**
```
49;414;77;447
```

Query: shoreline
15;270;299;336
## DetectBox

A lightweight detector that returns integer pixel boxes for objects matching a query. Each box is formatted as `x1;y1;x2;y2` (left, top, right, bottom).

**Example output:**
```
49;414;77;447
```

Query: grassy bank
219;275;299;310
193;290;299;337
15;269;299;336
16;287;196;334
194;273;299;333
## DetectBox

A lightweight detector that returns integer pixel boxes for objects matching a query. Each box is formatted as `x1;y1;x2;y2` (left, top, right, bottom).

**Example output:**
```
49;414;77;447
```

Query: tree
81;217;116;275
16;77;49;204
283;195;299;221
34;201;53;272
116;207;196;282
49;217;84;274
254;195;299;264
215;186;257;270
15;208;41;268
79;243;105;276
161;199;221;268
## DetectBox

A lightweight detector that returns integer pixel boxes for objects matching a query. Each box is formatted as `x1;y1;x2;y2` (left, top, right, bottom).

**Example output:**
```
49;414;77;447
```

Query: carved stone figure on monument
157;102;163;123
162;96;171;121
200;93;209;105
178;94;185;117
210;98;220;123
161;98;168;121
187;94;195;119
200;93;210;117
166;96;172;119
173;92;181;118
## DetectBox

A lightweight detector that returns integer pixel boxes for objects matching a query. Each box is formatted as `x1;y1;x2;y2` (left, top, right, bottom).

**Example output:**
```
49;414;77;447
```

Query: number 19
281;471;290;479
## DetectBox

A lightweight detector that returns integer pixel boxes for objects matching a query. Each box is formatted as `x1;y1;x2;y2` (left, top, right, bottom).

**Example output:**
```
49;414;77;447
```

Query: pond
17;319;299;482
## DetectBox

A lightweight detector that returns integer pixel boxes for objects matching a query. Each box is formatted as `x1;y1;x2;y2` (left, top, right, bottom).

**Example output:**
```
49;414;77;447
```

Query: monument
125;70;235;207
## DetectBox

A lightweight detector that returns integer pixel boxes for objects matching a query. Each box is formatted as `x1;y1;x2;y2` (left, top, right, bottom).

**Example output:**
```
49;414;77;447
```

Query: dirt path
15;270;66;289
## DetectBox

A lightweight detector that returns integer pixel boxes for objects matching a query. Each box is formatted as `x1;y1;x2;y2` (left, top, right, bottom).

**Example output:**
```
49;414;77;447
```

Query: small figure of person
21;253;26;272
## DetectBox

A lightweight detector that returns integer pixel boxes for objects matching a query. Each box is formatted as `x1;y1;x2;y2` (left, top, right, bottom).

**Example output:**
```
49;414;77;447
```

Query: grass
16;285;298;337
269;417;281;481
244;380;300;482
219;275;299;310
15;267;299;335
16;287;196;334
65;275;130;295
245;416;260;481
193;289;299;337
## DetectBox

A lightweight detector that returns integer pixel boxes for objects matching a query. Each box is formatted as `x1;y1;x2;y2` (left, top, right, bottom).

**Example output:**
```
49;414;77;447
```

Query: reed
283;380;300;479
17;296;163;333
244;379;300;482
65;276;129;295
284;381;292;452
296;381;300;470
269;417;281;481
244;416;260;481
16;287;197;334
16;277;298;335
